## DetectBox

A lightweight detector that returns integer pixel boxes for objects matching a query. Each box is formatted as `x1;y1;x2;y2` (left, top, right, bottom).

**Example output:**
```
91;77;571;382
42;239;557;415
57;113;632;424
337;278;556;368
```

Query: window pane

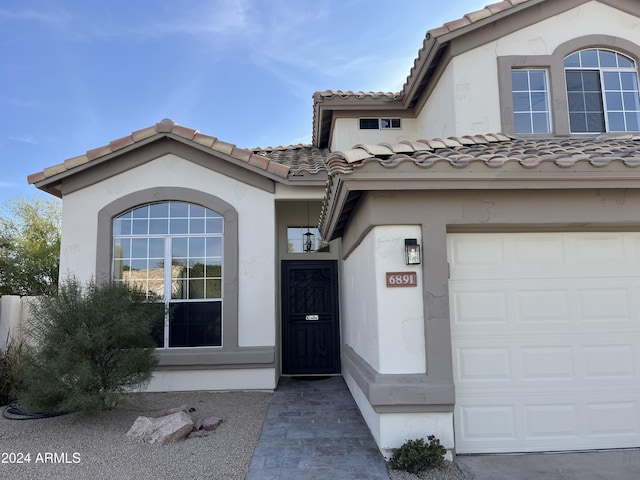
603;71;621;90
584;93;603;111
187;279;205;299
514;113;532;134
170;219;188;234
569;112;588;132
606;92;624;110
206;218;223;233
625;112;640;131
511;71;529;90
623;92;640;110
513;92;531;111
587;112;605;132
189;237;205;257
608;112;626;131
567;92;585;111
391;118;401;128
169;302;222;347
580;49;599;67
172;237;188;257
148;238;164;258
530;92;547;111
149;203;169;218
205;261;222;278
206;237;222;257
132;238;148;258
189;204;206;217
529;71;547;90
582;71;601;91
359;118;378;129
114;238;131;258
114;218;131;235
132;205;149;219
599;50;617;67
149;218;168;234
532;113;549;133
564;52;581;67
189;218;205;234
132;219;148;235
380;119;390;129
618;54;634;68
205;279;222;299
566;72;584;91
621;72;639;90
169;202;189;217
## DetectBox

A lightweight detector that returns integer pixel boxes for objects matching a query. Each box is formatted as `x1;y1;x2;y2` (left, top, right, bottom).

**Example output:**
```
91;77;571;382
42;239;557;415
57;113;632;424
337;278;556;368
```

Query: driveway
456;449;640;480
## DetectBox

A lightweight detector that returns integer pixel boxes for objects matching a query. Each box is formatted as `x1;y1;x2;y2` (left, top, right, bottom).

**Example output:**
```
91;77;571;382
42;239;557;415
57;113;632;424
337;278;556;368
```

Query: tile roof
252;144;330;176
28;119;293;187
324;134;640;175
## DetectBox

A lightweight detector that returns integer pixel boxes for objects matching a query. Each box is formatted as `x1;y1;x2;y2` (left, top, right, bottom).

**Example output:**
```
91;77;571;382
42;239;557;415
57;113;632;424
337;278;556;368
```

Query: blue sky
1;0;488;204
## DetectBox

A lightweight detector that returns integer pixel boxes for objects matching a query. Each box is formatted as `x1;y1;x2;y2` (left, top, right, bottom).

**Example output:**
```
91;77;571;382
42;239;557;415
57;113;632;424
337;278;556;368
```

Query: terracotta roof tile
28;119;294;186
252;144;331;176
324;134;640;176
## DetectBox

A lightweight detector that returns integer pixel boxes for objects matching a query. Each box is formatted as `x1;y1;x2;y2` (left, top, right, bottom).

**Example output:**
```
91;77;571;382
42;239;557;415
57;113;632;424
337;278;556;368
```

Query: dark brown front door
281;260;340;375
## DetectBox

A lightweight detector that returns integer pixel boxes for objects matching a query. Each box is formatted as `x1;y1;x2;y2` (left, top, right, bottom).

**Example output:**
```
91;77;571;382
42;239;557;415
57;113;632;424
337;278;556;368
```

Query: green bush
389;435;446;473
18;279;163;414
0;341;25;406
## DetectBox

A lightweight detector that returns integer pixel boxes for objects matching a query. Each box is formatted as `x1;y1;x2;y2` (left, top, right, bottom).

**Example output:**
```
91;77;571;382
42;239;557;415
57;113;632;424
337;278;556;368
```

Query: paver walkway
246;376;390;480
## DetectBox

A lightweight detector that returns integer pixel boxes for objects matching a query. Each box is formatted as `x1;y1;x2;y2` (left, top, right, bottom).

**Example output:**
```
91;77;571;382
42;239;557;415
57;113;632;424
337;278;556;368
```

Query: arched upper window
112;201;223;348
564;49;640;133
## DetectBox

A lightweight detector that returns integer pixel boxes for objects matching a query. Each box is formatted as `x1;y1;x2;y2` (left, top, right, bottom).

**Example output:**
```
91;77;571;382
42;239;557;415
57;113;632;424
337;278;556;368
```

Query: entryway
281;260;340;375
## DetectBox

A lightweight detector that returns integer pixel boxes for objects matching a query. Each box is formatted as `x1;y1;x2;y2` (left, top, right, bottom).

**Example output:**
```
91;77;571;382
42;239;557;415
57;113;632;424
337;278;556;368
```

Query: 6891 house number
385;272;418;287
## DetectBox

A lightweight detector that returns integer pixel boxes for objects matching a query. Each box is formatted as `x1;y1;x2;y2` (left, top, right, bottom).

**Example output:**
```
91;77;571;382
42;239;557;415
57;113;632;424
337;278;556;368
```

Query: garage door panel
449;232;640;453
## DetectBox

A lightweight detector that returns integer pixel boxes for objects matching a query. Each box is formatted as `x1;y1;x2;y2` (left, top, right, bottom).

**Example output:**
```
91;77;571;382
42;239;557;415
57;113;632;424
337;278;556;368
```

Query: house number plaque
386;272;418;288
305;314;319;321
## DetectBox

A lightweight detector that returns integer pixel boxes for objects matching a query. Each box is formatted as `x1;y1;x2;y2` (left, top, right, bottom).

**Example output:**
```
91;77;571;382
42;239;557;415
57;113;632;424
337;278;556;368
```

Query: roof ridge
28;119;291;186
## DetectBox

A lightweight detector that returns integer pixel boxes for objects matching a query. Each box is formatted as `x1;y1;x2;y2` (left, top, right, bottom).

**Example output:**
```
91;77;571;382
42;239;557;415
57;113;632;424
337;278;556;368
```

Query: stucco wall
415;1;640;137
330;117;419;152
59;153;276;348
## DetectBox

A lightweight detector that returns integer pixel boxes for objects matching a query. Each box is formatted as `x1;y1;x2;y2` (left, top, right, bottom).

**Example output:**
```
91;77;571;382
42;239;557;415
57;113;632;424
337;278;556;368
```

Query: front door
281;260;340;375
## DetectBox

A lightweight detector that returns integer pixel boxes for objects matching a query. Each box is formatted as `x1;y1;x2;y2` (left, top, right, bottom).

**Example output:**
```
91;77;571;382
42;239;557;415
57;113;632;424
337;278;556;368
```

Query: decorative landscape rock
126;411;194;445
202;416;223;431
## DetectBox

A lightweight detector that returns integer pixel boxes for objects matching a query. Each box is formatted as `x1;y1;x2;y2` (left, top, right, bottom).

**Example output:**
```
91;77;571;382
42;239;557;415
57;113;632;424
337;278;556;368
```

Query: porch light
405;238;421;265
303;230;315;252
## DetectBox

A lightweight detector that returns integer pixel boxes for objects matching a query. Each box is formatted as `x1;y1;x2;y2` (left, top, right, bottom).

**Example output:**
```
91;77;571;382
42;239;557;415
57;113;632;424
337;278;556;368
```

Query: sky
0;0;489;205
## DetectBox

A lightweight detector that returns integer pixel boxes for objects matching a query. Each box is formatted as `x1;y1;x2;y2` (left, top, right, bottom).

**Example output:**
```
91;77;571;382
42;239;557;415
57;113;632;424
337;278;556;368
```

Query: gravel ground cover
388;461;466;480
0;391;272;480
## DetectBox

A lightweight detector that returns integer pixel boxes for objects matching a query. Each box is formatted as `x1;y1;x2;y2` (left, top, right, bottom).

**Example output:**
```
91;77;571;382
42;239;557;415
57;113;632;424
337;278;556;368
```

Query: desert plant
17;279;163;414
0;341;25;406
389;435;446;473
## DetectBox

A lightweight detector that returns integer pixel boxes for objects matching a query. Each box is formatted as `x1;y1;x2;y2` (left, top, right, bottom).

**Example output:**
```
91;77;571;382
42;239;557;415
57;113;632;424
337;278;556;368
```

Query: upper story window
113;201;223;348
359;118;402;130
512;69;551;134
564;49;640;133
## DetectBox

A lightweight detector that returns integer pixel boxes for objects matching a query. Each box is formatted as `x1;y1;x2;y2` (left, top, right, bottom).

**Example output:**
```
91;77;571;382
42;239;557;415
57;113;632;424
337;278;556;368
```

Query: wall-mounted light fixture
405;238;421;265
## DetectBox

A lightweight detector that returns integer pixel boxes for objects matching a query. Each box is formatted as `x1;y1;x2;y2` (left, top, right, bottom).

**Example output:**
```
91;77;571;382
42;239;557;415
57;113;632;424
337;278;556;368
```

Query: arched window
564;49;640;133
112;201;223;348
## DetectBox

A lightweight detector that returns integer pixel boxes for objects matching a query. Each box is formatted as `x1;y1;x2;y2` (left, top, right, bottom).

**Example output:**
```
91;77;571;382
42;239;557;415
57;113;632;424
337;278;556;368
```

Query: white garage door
448;232;640;454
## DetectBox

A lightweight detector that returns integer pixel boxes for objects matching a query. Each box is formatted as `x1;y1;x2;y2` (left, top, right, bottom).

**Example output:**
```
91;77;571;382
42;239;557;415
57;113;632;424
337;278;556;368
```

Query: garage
448;232;640;454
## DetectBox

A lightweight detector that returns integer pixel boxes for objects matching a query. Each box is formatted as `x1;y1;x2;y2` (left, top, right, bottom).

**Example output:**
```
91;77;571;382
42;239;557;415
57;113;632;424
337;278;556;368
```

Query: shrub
389;435;446;473
17;279;163;414
0;341;25;406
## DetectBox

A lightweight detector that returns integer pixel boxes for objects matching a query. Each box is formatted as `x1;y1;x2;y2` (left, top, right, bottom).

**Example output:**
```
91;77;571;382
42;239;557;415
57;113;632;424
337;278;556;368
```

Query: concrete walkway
457;449;640;480
246;376;390;480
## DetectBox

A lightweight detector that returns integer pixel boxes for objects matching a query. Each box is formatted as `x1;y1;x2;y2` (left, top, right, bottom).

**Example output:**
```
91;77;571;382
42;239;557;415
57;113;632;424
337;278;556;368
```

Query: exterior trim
96;187;273;368
498;35;640;136
342;345;454;414
61;138;276;196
